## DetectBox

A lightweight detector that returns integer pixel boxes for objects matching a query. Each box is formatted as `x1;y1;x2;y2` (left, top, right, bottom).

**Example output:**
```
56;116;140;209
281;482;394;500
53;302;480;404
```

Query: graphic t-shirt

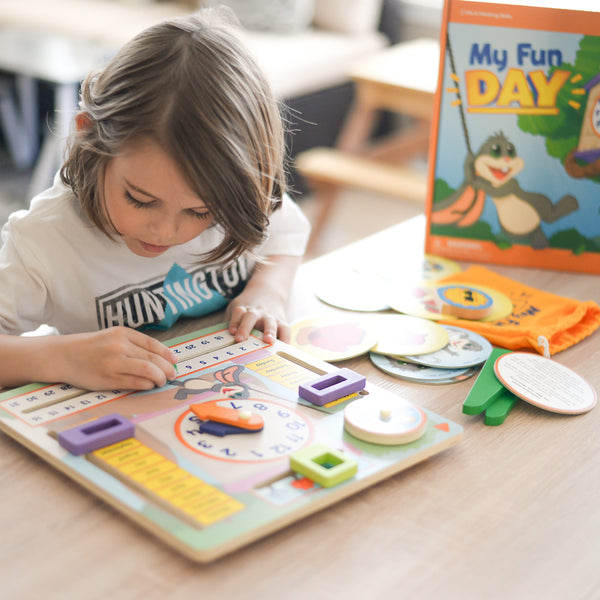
0;178;310;335
96;259;248;331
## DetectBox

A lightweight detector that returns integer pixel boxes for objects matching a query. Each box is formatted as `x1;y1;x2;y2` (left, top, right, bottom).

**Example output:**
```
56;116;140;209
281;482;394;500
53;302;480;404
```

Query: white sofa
227;0;388;99
0;0;389;99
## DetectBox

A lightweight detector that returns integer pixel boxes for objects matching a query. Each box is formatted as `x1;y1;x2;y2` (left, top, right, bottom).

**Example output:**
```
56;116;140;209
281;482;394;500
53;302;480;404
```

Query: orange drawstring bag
437;265;600;355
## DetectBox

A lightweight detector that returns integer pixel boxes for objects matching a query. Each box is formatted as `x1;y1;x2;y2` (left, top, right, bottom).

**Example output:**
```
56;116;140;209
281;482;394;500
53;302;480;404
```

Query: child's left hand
227;296;288;344
225;255;301;344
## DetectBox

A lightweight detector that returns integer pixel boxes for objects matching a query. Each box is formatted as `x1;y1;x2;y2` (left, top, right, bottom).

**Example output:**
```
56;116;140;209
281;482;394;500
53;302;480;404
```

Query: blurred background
0;0;443;257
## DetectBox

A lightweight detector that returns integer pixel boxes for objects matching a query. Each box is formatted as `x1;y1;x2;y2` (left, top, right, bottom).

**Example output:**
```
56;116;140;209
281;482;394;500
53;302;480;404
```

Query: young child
0;10;310;392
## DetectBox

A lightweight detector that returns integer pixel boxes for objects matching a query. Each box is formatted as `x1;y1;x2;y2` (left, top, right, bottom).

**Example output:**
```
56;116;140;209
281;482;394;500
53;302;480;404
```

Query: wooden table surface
2;216;599;599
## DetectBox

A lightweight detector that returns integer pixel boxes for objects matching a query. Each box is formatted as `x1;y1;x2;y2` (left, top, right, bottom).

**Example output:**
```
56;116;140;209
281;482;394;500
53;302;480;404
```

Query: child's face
103;140;213;257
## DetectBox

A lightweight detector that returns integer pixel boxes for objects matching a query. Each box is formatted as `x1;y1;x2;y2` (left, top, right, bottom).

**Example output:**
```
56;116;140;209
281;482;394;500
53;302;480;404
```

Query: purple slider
299;368;366;406
58;413;135;455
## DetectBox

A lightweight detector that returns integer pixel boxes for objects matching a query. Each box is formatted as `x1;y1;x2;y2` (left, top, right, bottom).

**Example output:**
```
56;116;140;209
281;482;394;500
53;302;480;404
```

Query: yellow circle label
438;285;493;309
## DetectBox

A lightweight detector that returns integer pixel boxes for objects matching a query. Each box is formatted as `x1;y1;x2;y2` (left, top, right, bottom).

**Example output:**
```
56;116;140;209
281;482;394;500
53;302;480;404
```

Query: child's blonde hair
61;9;285;262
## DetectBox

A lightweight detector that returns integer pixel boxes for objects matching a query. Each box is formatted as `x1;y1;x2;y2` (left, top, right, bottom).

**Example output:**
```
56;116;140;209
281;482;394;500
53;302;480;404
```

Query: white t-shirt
0;178;310;335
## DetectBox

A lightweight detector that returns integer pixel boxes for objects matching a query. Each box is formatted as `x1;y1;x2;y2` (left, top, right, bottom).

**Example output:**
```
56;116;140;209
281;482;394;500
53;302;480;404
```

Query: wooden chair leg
305;181;341;256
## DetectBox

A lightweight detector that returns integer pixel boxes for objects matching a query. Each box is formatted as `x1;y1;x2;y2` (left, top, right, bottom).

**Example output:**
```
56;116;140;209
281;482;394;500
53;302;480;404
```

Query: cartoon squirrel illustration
432;132;579;248
170;364;250;400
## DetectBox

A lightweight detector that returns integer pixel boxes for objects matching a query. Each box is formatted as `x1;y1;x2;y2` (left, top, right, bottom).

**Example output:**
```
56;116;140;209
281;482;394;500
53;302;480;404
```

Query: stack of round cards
369;323;493;385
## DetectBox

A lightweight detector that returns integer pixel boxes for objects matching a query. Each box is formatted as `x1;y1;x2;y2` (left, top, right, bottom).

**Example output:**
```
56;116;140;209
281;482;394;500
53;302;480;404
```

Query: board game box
0;323;462;562
425;0;600;273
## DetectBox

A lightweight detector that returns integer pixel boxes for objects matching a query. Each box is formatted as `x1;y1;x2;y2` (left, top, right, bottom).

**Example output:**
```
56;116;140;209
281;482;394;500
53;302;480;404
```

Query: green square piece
290;443;358;488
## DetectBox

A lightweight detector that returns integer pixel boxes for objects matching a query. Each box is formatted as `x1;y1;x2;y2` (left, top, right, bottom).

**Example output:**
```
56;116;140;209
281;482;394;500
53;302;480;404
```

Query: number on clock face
175;399;313;462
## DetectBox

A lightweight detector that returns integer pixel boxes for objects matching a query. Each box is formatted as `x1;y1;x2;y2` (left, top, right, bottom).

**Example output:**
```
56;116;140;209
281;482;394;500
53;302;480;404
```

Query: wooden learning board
0;323;462;562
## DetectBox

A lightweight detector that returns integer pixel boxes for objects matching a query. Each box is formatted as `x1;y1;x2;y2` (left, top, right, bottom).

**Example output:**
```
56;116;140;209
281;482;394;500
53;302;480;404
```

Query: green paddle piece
463;347;512;415
484;391;519;426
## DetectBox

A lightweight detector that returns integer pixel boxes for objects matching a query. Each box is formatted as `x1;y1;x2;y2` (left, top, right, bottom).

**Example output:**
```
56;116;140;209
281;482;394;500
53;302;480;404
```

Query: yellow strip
119;451;163;476
467;107;558;115
90;438;244;527
323;391;361;409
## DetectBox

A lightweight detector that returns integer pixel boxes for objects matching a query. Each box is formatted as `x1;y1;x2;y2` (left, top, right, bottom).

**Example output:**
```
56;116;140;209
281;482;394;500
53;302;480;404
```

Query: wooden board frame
0;323;462;562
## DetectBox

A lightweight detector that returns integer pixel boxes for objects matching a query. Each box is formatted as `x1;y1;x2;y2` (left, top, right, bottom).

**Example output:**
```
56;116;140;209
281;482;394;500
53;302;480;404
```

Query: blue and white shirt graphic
95;259;249;330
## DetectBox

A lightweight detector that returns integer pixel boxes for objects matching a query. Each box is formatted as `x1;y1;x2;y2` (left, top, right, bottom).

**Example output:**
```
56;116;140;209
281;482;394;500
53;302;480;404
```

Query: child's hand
225;255;301;344
226;294;290;344
54;327;177;391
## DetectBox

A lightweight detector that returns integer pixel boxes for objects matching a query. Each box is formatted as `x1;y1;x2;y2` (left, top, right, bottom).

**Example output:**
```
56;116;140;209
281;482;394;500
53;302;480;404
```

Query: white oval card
494;352;597;415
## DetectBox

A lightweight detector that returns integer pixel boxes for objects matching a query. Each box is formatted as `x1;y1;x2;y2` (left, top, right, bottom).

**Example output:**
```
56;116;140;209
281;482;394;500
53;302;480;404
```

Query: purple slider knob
299;368;366;406
58;413;135;455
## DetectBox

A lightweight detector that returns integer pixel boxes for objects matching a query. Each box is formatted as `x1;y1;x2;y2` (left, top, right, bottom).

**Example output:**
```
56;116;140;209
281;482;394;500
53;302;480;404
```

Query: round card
369;352;479;384
494;352;597;414
387;281;446;321
437;284;493;320
371;314;449;357
313;267;389;312
386;282;512;323
422;254;461;281
377;253;460;283
290;316;379;362
344;394;427;445
446;283;513;322
403;325;493;369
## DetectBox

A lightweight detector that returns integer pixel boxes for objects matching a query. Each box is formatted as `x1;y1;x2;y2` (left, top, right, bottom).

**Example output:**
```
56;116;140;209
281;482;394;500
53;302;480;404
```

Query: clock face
175;398;313;462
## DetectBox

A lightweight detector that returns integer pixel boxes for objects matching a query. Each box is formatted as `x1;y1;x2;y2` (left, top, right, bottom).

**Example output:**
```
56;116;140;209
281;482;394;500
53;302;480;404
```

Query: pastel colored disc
494;352;597;415
387;281;447;321
445;283;513;322
291;316;379;362
422;254;461;281
344;394;428;445
437;285;493;320
313;267;389;312
369;351;479;384
371;314;449;357
376;253;460;284
403;325;493;369
387;281;512;324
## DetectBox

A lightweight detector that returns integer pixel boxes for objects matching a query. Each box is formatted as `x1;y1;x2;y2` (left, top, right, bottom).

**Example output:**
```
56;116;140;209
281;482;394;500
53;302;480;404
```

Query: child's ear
75;112;93;131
